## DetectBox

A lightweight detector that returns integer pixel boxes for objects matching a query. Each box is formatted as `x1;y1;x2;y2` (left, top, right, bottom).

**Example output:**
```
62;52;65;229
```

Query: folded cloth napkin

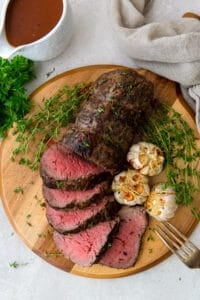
110;0;200;132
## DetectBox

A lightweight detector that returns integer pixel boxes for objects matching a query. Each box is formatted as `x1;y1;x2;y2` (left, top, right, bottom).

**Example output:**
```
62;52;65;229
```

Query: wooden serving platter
0;65;200;278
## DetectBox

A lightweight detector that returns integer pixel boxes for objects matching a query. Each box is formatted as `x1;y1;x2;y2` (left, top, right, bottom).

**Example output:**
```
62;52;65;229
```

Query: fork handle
188;254;200;269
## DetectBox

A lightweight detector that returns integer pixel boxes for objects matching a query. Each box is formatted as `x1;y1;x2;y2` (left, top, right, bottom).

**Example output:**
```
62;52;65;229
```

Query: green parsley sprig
0;55;35;137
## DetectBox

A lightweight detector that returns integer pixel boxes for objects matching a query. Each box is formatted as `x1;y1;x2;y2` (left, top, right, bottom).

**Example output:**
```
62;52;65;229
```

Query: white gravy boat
0;0;73;61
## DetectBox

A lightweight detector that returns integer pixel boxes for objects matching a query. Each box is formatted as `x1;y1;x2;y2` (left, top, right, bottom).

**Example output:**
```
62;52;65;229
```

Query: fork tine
163;222;184;246
155;222;197;259
166;222;199;252
157;223;184;247
155;224;180;253
165;222;187;242
155;222;200;268
155;226;176;253
155;226;189;262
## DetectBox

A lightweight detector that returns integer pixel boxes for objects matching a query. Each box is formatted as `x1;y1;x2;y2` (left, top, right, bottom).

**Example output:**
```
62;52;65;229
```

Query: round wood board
0;65;200;278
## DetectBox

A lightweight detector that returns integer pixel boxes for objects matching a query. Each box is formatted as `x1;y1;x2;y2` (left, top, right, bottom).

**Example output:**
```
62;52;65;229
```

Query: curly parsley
0;55;35;138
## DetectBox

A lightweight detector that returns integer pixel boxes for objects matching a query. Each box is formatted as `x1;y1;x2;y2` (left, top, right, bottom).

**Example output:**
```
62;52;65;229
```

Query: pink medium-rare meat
40;143;110;190
43;181;111;209
40;143;103;179
100;206;148;269
46;195;119;233
53;218;119;267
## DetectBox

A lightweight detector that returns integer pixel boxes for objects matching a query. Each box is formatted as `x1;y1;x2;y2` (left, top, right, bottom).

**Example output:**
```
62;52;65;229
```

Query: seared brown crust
40;168;111;191
61;69;154;174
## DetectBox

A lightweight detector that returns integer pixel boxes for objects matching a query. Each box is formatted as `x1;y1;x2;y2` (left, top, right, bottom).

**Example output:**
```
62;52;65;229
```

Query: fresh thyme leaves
142;103;200;207
9;261;19;268
107;242;112;248
13;186;24;194
46;67;55;78
191;208;200;220
9;261;29;268
0;55;35;138
37;229;52;238
25;213;33;226
82;140;90;148
147;234;155;241
45;251;63;258
96;106;104;115
26;221;33;227
12;82;92;170
55;181;64;189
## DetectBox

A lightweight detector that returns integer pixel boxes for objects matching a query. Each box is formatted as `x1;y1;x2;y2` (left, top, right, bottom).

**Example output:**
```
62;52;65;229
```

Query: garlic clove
145;183;178;221
127;142;165;176
112;169;150;206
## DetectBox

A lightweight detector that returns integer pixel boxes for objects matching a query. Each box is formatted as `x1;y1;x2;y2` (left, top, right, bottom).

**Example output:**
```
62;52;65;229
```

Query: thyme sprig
9;261;29;268
11;82;91;170
142;103;200;207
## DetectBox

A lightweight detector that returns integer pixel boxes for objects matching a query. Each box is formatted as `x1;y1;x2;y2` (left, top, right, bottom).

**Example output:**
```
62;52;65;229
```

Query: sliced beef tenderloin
46;195;119;234
43;180;111;209
100;206;148;269
53;218;119;267
61;69;154;174
40;143;110;190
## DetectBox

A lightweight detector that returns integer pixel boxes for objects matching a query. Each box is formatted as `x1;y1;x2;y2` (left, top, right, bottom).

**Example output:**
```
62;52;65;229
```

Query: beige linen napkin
110;0;200;132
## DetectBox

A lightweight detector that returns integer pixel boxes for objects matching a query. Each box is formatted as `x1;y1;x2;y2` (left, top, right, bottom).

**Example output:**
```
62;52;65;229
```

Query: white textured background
0;1;200;300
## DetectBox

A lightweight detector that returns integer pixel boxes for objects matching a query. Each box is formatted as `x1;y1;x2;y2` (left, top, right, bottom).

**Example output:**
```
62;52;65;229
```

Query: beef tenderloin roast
61;69;154;174
40;69;153;269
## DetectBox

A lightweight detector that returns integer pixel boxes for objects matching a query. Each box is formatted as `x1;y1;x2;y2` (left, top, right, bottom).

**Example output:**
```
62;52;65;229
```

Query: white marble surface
0;1;200;299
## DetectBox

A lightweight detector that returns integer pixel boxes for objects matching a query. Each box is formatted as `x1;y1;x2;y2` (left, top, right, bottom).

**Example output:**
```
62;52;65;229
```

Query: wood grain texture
0;65;200;278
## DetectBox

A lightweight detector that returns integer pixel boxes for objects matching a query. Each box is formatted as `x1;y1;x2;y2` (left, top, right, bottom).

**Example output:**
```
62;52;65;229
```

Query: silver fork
155;222;200;268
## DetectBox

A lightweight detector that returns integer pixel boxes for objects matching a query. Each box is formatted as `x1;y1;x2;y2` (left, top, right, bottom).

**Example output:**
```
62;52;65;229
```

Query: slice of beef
40;143;110;190
46;195;119;234
61;69;154;174
53;218;119;267
43;181;111;209
100;206;148;269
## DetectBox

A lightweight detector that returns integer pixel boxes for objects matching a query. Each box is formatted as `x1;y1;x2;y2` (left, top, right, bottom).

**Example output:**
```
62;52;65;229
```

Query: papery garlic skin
112;169;150;206
145;183;177;221
127;142;165;176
